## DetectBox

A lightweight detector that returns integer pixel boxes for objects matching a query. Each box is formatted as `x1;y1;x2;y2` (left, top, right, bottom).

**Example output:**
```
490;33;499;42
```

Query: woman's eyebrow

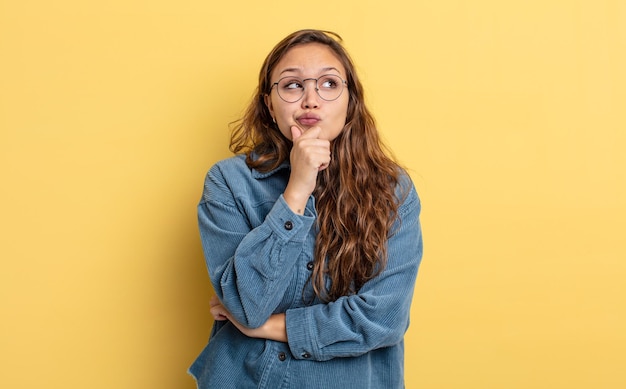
279;67;301;75
278;66;342;76
320;67;341;74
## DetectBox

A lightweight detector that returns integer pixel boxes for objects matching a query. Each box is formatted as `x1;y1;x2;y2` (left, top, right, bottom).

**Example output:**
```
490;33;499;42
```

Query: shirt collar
250;154;291;179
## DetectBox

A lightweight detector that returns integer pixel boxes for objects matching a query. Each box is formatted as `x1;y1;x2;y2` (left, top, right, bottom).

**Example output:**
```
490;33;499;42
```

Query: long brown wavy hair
230;29;405;302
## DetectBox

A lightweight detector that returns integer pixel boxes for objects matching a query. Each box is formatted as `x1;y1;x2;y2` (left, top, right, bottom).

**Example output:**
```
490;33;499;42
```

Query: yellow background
1;1;624;388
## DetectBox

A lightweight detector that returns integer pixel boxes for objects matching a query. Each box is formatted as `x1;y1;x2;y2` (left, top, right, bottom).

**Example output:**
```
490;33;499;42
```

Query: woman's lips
297;117;320;126
296;114;321;126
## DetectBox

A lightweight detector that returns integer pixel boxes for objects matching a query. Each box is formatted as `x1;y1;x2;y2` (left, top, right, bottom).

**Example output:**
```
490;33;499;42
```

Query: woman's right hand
283;125;330;215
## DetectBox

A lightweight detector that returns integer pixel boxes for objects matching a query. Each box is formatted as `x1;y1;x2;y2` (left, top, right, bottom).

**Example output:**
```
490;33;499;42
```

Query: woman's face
265;43;349;142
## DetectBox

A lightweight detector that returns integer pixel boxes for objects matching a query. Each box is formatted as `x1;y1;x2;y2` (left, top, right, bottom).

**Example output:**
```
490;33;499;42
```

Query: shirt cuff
265;194;316;243
285;306;318;360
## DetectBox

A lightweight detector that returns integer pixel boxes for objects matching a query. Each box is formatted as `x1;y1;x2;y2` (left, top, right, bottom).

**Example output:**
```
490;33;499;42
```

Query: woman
189;29;423;389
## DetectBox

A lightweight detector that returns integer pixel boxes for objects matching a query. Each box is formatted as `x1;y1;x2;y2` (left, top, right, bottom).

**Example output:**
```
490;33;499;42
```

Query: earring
272;117;276;123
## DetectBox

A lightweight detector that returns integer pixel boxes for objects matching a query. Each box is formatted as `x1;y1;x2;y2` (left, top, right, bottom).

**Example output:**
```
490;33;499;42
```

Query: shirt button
302;352;311;359
278;352;286;361
284;221;293;230
306;261;314;271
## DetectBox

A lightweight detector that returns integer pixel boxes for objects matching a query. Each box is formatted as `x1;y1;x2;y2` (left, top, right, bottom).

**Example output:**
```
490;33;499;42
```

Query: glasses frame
269;74;348;103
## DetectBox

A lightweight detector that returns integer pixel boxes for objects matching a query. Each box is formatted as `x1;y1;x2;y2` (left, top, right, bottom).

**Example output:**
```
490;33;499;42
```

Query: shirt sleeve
198;164;316;328
285;183;423;361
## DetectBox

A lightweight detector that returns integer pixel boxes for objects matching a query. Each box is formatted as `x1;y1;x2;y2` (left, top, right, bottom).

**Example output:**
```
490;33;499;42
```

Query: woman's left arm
284;183;423;361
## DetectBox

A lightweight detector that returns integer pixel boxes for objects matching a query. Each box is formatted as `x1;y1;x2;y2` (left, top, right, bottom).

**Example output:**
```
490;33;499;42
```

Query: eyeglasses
270;74;348;103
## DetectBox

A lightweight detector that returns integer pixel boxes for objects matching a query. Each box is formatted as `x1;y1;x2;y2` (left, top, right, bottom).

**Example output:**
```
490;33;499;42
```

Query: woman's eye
320;79;338;89
283;80;303;89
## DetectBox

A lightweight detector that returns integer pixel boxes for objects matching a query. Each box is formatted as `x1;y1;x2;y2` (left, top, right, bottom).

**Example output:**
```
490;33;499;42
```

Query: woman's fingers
210;302;229;321
284;125;330;213
290;126;330;172
209;296;229;321
290;125;304;141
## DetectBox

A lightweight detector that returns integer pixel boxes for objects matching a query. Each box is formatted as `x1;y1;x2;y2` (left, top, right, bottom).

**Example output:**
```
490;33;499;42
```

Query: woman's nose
301;81;320;109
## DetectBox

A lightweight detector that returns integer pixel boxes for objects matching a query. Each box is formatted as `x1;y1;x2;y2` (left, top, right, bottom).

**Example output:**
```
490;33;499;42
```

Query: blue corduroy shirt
189;154;423;389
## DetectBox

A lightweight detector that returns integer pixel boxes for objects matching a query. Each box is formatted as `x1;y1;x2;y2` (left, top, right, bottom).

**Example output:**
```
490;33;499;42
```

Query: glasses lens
275;75;345;102
277;78;304;103
316;75;344;101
